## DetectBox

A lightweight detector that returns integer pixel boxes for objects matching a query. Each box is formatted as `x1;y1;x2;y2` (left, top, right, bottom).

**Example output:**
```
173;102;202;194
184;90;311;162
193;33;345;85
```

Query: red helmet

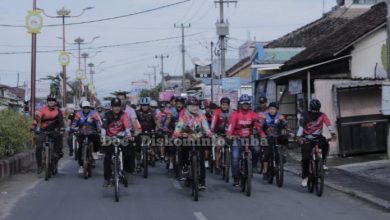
186;96;199;106
46;94;57;102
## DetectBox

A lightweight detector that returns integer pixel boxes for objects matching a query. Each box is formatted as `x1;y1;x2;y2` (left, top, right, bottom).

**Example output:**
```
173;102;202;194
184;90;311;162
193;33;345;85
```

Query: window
353;0;379;4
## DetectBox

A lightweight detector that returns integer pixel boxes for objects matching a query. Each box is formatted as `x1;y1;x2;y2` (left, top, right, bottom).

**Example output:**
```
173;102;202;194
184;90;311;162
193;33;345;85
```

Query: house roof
266;7;368;49
283;2;386;69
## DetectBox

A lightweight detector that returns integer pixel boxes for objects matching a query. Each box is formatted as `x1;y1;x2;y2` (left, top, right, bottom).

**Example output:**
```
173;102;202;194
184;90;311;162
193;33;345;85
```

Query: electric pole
174;23;191;92
144;73;153;89
155;54;169;91
386;0;390;158
211;41;214;103
215;0;237;78
148;64;159;87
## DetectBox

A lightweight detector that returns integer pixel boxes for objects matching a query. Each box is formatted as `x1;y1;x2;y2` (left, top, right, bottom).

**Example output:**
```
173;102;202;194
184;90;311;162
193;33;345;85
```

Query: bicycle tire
143;144;148;179
221;149;225;180
246;157;252;197
240;160;246;193
73;137;78;161
316;159;324;197
87;142;93;178
43;146;49;181
225;147;231;183
114;154;120;202
267;160;274;184
191;154;199;202
275;149;284;188
307;160;315;193
83;143;89;179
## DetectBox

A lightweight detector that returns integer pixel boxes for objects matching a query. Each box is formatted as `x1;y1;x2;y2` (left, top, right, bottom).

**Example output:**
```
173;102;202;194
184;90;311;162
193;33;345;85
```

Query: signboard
222;77;241;92
382;83;390;115
289;79;302;94
194;64;212;78
59;51;70;67
25;10;43;34
159;91;175;101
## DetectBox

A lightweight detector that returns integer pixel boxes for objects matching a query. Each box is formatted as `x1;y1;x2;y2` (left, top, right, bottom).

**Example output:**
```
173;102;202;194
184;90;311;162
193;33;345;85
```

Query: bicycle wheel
240;160;246;193
191;154;199;202
267;160;274;184
83;144;89;179
246;157;252;197
143;144;148;179
220;149;225;180
87;142;93;178
225;147;231;183
307;160;315;193
43;146;49;181
275;150;284;188
73;137;78;161
114;155;120;202
315;159;324;197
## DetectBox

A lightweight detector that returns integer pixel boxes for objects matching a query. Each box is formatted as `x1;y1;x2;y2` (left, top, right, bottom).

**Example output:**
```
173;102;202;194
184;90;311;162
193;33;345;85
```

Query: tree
139;84;162;100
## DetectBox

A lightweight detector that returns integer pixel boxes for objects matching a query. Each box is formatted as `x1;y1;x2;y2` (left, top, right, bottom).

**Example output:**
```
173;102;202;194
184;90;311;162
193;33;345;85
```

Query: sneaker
97;152;104;158
323;164;329;171
205;161;209;168
169;162;174;170
199;184;207;190
233;178;240;187
103;180;111;188
92;152;98;160
179;176;187;181
78;166;83;174
301;178;308;187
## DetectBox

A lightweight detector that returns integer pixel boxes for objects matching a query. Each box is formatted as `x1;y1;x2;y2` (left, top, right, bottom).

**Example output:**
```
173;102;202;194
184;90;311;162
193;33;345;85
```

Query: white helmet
81;100;91;108
150;100;158;108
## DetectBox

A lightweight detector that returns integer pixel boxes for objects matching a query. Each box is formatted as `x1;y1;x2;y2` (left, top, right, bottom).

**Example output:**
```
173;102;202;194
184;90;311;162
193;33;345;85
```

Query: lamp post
37;6;93;106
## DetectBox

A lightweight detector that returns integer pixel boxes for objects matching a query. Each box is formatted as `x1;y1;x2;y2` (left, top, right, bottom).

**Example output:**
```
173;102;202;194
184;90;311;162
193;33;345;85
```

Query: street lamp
36;6;93;106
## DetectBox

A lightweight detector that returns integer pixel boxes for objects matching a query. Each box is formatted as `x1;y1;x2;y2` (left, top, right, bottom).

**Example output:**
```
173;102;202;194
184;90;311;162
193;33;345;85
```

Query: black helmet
310;99;321;111
186;96;199;106
158;101;167;108
259;96;268;104
175;96;186;104
220;97;230;105
111;98;122;107
46;94;57;102
268;102;279;109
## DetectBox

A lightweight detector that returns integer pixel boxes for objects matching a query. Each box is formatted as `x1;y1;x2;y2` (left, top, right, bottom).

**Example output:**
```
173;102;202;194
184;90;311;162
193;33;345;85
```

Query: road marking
194;212;207;220
171;179;183;190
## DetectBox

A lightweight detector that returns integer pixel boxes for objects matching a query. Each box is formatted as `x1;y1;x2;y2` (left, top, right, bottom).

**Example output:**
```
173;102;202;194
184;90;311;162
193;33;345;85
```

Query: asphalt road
1;156;390;220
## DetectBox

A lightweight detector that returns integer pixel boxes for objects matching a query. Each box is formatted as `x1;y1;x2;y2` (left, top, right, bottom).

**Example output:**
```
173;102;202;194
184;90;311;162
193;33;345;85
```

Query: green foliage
139;84;162;100
0;109;32;157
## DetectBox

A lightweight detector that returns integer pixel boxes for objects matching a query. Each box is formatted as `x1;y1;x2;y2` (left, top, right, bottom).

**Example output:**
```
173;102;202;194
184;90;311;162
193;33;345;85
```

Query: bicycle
39;131;58;181
107;135;129;202
72;133;79;161
266;135;284;187
216;134;231;183
306;138;330;197
140;131;155;179
75;130;96;180
239;142;252;197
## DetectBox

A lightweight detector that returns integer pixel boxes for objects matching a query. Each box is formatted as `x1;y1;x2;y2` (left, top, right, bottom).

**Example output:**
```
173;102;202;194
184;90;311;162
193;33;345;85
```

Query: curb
0;151;35;181
284;166;390;211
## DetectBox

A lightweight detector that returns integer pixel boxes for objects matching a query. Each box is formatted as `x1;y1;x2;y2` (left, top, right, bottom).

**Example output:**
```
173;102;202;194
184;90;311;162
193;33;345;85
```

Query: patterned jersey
297;111;335;138
262;112;288;136
211;108;232;134
72;110;102;135
136;109;156;133
32;105;64;131
102;111;131;137
227;109;266;138
156;107;172;131
173;109;212;138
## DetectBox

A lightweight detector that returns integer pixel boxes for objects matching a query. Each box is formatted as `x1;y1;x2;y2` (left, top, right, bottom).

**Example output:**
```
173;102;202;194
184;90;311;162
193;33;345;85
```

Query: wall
338;87;382;117
351;28;387;79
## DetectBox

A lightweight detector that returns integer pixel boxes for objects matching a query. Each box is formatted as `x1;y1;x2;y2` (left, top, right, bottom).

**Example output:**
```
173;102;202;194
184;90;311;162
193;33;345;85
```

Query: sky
0;0;335;99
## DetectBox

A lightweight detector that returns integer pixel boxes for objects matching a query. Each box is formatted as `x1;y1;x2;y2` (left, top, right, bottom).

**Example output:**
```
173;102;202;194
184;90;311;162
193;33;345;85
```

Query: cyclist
71;101;102;174
170;96;186;126
101;98;134;187
150;100;158;113
211;97;232;175
173;96;213;190
65;105;76;157
156;101;173;163
297;99;336;187
96;105;105;119
30;95;64;174
136;97;157;172
257;96;268;119
261;102;288;180
227;94;266;187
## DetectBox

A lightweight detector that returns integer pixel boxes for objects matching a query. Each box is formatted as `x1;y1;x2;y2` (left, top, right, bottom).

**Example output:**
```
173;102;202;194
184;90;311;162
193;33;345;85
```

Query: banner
222;77;241;92
159;91;175;101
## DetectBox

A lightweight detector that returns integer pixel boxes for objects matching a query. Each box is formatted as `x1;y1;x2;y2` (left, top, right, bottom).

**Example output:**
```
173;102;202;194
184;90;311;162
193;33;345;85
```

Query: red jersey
211;108;231;134
32;105;64;131
227;109;266;138
298;111;335;137
102;111;131;137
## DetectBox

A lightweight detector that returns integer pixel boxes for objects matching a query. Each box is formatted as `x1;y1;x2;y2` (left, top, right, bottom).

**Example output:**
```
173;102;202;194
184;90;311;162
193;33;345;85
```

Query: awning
333;80;384;89
268;55;351;80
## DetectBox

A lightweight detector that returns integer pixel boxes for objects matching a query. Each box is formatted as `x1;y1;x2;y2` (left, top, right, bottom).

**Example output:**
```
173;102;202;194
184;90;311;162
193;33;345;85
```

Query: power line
0;31;206;55
0;0;190;28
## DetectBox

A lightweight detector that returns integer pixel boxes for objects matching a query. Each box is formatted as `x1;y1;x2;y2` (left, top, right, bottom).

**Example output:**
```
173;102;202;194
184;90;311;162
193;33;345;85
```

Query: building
0;84;25;112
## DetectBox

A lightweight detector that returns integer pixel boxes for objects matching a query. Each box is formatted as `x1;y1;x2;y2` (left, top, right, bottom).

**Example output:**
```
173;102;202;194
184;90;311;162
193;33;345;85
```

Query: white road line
194;212;207;220
171;180;183;190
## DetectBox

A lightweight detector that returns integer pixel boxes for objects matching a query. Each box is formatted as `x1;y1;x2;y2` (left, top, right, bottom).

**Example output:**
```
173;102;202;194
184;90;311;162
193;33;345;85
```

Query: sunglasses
82;107;90;109
47;99;56;102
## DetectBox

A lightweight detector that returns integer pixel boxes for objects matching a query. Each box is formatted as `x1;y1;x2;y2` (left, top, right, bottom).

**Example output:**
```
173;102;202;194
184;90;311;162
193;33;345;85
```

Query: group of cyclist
30;91;336;192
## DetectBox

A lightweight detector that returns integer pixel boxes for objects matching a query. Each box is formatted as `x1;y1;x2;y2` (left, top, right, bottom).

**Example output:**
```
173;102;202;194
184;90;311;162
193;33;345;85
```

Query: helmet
139;97;151;106
204;99;211;108
46;94;57;102
111;98;122;107
186;96;199;106
158;101;167;108
268;102;279;109
209;103;218;110
150;100;158;108
175;96;186;103
259;96;268;104
104;103;111;110
81;100;91;108
310;99;321;111
220;97;230;105
239;94;251;104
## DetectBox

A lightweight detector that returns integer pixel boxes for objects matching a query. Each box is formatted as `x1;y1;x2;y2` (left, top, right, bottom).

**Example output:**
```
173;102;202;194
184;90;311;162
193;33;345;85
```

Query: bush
0;109;32;157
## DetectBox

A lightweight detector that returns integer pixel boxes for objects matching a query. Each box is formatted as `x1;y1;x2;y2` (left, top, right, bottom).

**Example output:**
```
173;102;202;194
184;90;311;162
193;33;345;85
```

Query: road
1;156;389;220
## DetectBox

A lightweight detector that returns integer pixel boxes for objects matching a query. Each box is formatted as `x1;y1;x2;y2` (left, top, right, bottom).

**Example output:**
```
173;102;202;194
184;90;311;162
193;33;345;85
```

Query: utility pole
155;54;169;91
88;63;94;85
30;0;38;117
386;0;390;159
148;64;159;87
215;0;237;78
174;23;191;92
211;41;214;103
144;73;153;89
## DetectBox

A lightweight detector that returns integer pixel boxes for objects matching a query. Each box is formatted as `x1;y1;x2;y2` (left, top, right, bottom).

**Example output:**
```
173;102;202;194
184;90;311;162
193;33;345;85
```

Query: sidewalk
284;150;390;211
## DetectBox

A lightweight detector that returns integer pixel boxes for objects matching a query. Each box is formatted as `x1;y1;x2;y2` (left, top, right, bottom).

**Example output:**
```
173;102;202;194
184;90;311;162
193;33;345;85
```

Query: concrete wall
351;28;387;79
338;87;382;117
